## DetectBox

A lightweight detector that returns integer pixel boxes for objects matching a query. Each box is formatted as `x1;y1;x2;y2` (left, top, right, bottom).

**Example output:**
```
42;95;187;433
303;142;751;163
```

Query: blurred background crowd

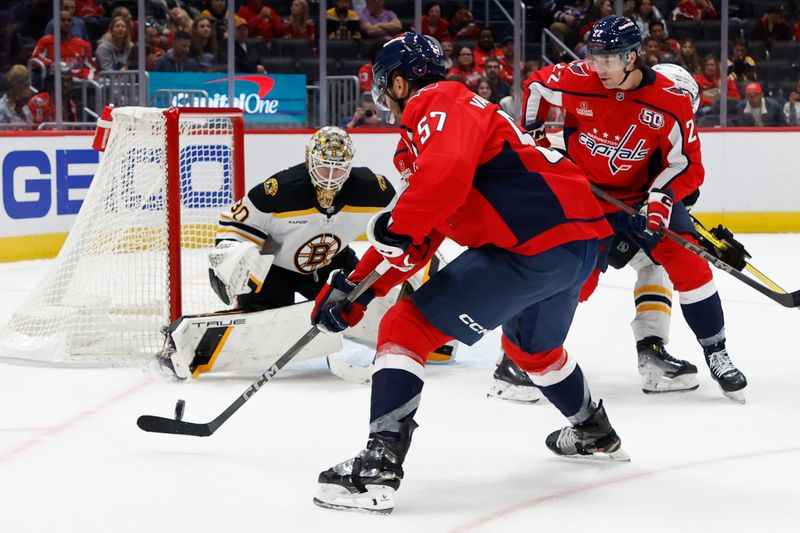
0;0;797;129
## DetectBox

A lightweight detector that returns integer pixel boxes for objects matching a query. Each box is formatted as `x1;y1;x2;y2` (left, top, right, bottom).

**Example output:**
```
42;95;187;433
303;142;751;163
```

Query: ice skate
637;337;698;394
545;400;629;462
487;353;542;404
314;420;417;514
704;348;747;403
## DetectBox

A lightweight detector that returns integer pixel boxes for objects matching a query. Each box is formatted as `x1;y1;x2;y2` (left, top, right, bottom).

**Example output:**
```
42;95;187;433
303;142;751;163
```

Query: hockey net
0;107;245;365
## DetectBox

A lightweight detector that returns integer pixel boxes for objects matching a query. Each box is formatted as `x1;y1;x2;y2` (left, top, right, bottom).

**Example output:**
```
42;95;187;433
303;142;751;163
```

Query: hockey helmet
653;63;700;113
305;126;355;208
585;15;642;66
371;31;447;112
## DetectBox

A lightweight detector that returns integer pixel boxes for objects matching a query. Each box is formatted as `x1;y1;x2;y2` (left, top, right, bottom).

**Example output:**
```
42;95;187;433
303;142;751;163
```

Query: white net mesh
0;107;242;365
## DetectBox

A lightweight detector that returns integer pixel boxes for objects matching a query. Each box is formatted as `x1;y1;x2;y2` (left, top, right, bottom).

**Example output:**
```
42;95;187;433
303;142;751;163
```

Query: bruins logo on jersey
264;178;279;197
376;174;388;192
295;234;342;273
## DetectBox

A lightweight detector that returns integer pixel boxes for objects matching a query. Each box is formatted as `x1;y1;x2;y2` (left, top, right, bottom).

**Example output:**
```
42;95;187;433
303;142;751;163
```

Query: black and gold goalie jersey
216;163;396;275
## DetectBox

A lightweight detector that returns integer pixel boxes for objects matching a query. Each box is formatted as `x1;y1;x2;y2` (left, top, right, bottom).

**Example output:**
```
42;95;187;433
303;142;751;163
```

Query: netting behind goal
0;107;245;365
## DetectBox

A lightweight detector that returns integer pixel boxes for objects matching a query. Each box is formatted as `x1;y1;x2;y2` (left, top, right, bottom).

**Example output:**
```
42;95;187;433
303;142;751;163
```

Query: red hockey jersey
389;80;610;256
31;34;96;80
523;61;703;209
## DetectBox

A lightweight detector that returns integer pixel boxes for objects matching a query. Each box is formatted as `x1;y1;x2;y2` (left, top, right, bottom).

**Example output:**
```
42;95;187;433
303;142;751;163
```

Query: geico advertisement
0;134;240;238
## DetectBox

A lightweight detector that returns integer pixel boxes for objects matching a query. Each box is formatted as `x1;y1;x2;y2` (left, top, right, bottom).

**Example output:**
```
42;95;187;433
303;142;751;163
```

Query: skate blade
313;483;394;514
721;388;746;404
554;447;631;462
640;371;699;394
487;382;542;404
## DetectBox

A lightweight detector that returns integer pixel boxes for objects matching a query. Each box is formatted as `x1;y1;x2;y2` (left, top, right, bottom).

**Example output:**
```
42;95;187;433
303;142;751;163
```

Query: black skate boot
704;347;747;403
314;419;418;514
546;400;629;461
487;353;542;403
636;337;698;394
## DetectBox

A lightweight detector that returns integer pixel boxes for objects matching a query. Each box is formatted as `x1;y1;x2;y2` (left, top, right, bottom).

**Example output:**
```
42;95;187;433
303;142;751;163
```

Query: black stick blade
137;415;214;437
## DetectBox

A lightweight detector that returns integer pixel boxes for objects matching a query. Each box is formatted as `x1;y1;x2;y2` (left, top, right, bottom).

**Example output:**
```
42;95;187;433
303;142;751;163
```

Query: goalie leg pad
166;303;342;379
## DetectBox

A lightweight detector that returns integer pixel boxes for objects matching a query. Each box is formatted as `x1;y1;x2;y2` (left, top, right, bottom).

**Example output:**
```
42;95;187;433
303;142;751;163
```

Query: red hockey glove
367;212;431;272
639;188;674;235
311;269;375;333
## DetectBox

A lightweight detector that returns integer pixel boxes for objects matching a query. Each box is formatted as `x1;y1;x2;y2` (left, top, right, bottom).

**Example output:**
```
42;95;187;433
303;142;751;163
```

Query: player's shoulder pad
247;163;317;213
338;167;396;208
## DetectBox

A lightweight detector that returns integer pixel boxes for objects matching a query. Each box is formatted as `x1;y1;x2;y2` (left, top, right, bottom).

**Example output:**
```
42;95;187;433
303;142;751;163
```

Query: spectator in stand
783;80;800;126
284;0;315;42
545;1;591;53
649;20;679;55
191;16;220;71
441;38;454;69
359;0;402;42
447;45;481;89
627;0;667;39
165;7;194;45
736;82;787;127
45;0;90;42
202;0;229;39
727;38;756;82
233;16;266;73
576;0;614;46
344;92;381;128
0;65;33;127
111;6;138;44
474;76;499;104
671;0;717;21
472;29;502;70
695;55;740;109
482;56;510;100
642;37;661;66
27;71;79;127
415;2;449;42
238;0;286;41
754;6;791;42
498;36;521;85
327;0;361;40
678;37;702;74
357;41;382;94
449;7;479;40
145;24;167;70
154;30;201;72
32;10;97;80
75;0;108;40
95;16;133;72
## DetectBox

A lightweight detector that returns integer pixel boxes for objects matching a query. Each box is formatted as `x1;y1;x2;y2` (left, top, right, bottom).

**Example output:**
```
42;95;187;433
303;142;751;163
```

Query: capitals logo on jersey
578;125;650;175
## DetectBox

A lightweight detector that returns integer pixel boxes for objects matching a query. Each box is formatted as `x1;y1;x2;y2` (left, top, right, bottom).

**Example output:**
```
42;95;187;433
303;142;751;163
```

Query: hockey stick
137;261;392;436
591;185;800;308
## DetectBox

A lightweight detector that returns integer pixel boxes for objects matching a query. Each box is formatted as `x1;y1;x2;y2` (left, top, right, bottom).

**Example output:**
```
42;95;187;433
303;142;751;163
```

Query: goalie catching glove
208;241;273;305
311;269;377;333
367;211;431;272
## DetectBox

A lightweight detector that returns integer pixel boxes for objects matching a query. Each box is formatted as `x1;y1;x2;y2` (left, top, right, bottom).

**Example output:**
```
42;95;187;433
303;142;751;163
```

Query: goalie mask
306;126;355;209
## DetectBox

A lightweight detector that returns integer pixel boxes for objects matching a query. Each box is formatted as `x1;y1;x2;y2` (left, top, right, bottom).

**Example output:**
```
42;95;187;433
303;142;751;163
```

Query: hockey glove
311;269;376;333
702;225;751;271
367;211;431;272
525;120;550;147
637;188;674;236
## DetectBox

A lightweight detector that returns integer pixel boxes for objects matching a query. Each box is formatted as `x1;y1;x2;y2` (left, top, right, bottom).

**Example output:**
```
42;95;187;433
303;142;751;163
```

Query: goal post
0;106;246;366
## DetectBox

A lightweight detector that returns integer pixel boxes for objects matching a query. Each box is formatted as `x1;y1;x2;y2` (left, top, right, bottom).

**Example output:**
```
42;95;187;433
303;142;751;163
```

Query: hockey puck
174;399;185;421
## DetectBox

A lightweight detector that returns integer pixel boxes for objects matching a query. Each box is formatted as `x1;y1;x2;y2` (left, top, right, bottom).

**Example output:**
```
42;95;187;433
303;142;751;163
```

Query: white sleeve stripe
651;121;689;191
524;81;563;126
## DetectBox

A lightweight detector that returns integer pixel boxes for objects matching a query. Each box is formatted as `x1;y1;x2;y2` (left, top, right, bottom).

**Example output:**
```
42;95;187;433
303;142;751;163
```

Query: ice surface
0;237;798;532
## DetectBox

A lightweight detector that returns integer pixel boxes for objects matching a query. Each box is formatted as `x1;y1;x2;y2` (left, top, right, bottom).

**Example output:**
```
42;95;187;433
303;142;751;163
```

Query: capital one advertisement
148;73;307;124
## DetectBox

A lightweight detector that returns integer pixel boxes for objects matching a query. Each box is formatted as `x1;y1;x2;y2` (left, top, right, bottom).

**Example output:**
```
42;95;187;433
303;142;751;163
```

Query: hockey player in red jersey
522;15;747;402
309;32;628;515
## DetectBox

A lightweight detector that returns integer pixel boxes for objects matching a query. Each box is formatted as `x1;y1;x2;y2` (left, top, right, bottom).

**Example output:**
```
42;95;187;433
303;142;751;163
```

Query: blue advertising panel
149;73;307;124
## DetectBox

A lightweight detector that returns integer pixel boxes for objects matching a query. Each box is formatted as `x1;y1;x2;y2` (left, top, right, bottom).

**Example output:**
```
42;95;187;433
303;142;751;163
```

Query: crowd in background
0;0;797;128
